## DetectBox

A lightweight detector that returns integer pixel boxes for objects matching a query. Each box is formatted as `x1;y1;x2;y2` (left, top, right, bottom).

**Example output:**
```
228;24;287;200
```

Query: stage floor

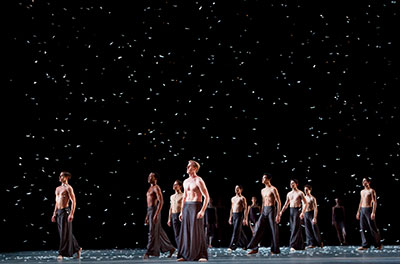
1;246;400;263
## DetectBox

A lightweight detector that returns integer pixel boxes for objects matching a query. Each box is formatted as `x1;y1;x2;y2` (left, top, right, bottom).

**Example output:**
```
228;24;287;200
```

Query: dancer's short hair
61;171;72;179
189;160;200;172
304;184;312;190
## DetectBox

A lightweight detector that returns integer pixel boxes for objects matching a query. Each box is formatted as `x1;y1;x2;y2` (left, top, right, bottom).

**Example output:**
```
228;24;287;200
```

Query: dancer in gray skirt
356;178;382;251
178;160;210;262
303;185;323;248
143;172;175;259
280;179;308;251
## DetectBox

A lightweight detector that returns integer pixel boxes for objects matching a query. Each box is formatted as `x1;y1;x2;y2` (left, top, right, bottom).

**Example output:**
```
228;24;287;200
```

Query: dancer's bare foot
143;253;150;259
376;245;383;250
290;247;296;252
57;255;63;260
198;258;208;262
77;248;82;259
208;245;212;248
168;248;176;258
227;248;232;253
177;257;186;261
357;247;368;251
247;249;258;255
307;245;316;249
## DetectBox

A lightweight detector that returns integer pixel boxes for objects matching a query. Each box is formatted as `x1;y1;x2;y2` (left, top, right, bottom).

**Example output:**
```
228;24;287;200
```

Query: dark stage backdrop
4;0;400;253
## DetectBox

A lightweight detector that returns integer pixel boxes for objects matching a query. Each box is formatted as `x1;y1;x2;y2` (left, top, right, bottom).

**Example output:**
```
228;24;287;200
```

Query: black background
3;0;400;252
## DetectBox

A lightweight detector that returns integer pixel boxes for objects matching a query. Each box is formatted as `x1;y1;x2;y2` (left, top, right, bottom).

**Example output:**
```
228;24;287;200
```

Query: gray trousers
360;207;382;248
304;211;322;247
289;207;304;250
171;212;181;247
177;202;208;261
146;206;175;256
56;208;80;257
247;206;280;254
228;212;248;250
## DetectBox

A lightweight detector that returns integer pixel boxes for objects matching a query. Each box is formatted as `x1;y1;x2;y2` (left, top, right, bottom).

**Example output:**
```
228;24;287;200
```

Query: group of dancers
51;160;382;261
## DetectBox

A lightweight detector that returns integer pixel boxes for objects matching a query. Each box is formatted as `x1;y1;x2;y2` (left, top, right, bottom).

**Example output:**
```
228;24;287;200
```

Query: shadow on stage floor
1;246;400;264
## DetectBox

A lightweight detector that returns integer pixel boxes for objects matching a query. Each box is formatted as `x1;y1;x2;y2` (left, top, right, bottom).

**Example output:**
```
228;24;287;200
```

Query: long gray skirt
171;212;181;247
228;212;248;250
146;206;175;256
56;208;80;257
177;202;208;261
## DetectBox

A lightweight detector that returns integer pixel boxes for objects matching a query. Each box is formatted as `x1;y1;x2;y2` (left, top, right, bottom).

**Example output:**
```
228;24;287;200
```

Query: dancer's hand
197;211;204;219
145;216;149;225
179;213;183;221
68;214;74;222
300;213;304;220
228;218;232;225
153;214;158;223
167;219;171;226
312;218;317;224
356;212;360;220
243;219;248;226
275;214;281;224
371;212;375;220
51;214;56;223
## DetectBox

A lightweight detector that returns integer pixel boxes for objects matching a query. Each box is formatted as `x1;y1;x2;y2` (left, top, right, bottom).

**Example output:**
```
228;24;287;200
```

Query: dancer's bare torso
55;185;71;209
262;186;278;207
360;188;375;208
288;190;304;208
183;176;203;202
171;193;183;213
231;195;246;213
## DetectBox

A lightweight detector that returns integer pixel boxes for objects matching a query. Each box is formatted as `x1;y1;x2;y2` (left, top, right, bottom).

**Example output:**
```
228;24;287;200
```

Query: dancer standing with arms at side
356;177;382;250
228;185;248;252
303;185;323;248
51;171;82;260
280;179;308;251
143;172;175;259
247;173;281;255
332;198;347;245
168;180;184;248
178;160;210;262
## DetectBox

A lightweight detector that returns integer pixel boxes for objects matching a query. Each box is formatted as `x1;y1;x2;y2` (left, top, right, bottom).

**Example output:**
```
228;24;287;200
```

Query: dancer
356;177;382;250
280;179;308;251
167;180;183;248
177;160;210;262
205;198;218;248
51;171;82;260
247;173;281;255
144;172;175;259
332;198;347;245
228;185;248;252
303;185;323;248
247;196;261;236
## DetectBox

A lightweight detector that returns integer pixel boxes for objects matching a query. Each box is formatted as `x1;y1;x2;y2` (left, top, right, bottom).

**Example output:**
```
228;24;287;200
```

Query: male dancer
144;172;175;259
303;185;323;248
356;177;382;250
280;179;308;251
228;185;248;252
205;198;218;248
332;198;347;245
178;160;210;262
247;173;281;255
168;180;183;247
51;171;81;260
247;196;261;236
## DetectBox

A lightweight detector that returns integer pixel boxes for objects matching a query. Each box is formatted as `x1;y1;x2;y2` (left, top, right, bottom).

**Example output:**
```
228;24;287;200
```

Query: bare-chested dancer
356;177;382;250
168;180;183;247
177;160;210;262
303;185;323;248
247;173;281;255
51;171;81;260
144;172;175;259
228;185;248;252
280;179;308;251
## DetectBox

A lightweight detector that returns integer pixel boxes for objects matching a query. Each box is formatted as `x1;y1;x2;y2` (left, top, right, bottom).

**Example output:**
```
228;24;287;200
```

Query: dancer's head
187;160;200;174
